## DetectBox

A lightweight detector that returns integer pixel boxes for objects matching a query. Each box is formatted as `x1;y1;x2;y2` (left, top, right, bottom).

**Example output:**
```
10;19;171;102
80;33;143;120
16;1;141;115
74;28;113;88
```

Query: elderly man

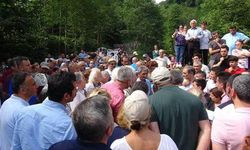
185;19;203;65
50;95;113;150
149;67;210;150
12;72;77;149
102;66;135;121
0;72;37;150
212;75;250;150
222;25;249;55
154;49;171;67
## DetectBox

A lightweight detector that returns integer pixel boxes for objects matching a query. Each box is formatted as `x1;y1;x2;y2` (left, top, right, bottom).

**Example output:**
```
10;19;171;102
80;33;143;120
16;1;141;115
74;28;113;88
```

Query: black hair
220;45;229;51
12;72;29;94
227;74;240;87
195;70;206;79
130;121;141;130
217;71;231;90
131;81;148;94
228;55;239;62
47;71;76;102
193;79;207;90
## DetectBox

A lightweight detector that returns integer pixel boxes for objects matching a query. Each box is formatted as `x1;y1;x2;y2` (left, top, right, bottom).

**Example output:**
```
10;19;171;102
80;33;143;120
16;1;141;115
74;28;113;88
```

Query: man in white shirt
199;21;212;65
185;19;203;65
154;49;171;67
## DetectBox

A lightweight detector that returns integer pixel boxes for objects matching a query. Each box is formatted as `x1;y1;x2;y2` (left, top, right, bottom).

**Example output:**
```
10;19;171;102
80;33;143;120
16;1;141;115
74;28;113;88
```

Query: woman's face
235;41;243;49
210;93;221;104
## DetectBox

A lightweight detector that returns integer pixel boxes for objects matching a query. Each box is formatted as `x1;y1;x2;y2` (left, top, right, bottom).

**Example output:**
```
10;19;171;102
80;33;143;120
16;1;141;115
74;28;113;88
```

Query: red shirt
225;67;245;75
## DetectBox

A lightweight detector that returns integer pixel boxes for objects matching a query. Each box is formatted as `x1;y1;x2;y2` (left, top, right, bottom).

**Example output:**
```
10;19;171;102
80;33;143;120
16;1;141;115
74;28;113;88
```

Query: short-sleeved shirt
0;95;29;150
222;32;249;55
211;107;250;149
149;86;208;150
208;39;226;60
200;29;212;49
101;81;125;121
12;98;77;150
213;55;233;71
111;134;178;150
154;56;171;67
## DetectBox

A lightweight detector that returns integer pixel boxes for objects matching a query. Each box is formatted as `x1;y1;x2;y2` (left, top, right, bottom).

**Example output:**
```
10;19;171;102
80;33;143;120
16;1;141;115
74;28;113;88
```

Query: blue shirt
222;32;249;55
12;98;77;150
0;95;29;150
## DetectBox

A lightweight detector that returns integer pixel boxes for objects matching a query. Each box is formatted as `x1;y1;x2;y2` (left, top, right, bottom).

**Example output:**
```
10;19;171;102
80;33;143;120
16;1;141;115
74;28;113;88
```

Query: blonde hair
88;88;111;100
117;105;130;130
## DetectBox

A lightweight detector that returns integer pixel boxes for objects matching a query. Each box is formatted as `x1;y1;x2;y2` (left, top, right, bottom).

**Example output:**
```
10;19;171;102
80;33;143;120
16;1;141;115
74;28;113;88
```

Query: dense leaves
0;0;249;61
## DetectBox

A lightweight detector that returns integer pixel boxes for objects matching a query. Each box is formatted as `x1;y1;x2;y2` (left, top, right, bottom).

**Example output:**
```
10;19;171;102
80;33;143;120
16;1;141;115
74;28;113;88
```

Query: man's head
12;56;31;72
151;68;183;89
116;66;135;89
12;72;37;100
194;71;206;79
137;65;149;80
232;75;250;104
210;67;220;81
88;68;102;83
159;49;165;57
220;45;229;57
216;71;231;92
132;57;138;64
193;61;202;73
212;31;220;40
192;78;207;91
72;95;113;143
229;25;237;36
192;53;202;62
47;72;76;104
226;74;240;98
228;56;239;68
190;19;197;28
201;21;207;30
121;56;130;66
182;65;195;81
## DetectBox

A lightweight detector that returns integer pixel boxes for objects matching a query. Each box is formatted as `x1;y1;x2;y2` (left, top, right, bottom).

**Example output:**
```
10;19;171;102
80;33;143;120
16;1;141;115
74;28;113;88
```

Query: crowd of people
0;19;250;150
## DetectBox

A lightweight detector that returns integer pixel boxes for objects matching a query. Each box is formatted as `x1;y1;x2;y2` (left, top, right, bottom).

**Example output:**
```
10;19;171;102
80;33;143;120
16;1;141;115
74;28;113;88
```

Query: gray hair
184;65;195;75
72;95;114;142
75;72;84;81
88;68;101;83
117;66;134;82
233;75;250;103
101;70;110;78
137;65;149;74
170;69;183;85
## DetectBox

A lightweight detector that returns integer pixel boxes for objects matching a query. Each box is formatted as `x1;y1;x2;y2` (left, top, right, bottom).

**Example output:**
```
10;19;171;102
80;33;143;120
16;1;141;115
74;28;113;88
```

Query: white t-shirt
111;134;178;150
154;56;171;67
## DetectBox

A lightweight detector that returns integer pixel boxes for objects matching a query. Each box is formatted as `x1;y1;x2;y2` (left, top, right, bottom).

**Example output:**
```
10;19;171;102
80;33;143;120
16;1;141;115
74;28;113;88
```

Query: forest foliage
0;0;250;61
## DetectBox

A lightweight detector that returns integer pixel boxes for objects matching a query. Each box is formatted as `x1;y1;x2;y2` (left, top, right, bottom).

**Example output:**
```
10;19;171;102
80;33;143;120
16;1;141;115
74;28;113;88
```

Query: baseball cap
142;54;148;58
40;62;50;70
124;90;151;125
151;67;170;83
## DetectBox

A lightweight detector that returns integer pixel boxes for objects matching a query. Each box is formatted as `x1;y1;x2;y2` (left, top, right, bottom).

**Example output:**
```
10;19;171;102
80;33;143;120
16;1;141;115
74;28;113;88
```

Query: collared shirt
222;32;249;55
200;29;212;49
101;81;125;121
212;107;250;150
12;98;77;150
221;93;230;104
185;27;203;41
0;95;29;150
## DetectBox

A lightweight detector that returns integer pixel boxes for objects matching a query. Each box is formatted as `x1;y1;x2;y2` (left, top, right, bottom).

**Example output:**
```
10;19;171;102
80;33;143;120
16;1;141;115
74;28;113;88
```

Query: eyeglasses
109;63;116;65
